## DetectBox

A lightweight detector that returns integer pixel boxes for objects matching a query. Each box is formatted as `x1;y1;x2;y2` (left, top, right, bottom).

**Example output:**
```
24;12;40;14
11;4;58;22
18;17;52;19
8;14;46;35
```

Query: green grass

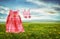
0;22;60;39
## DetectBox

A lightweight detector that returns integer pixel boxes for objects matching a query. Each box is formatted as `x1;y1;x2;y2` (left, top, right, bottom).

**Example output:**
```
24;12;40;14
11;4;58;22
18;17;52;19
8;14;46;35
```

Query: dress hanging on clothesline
23;9;31;18
6;10;25;33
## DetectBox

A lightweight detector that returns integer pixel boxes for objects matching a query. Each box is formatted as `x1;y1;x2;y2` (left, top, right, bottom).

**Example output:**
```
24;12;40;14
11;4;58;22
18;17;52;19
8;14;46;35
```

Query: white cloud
30;15;55;21
0;19;6;22
0;5;60;22
30;8;58;16
0;6;10;14
29;8;59;21
0;6;9;10
26;0;60;8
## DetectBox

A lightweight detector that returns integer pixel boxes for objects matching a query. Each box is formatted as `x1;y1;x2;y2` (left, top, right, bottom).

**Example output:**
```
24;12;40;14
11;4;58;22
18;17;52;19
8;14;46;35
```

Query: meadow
0;22;60;39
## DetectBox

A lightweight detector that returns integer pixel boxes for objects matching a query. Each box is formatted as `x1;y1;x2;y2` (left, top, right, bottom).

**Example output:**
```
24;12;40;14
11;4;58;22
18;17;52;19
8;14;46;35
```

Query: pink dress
23;9;31;18
6;10;25;33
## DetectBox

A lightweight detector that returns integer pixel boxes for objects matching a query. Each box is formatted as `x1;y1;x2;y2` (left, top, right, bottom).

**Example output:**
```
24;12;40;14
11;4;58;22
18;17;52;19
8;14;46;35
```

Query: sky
0;0;60;22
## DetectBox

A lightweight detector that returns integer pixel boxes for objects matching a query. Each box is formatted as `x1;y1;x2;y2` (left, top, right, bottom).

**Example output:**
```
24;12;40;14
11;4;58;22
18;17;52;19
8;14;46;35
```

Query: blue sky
0;0;60;22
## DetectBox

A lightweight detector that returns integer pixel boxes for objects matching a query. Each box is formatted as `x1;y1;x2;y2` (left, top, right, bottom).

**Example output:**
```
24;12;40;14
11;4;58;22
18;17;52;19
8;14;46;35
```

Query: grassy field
0;22;60;39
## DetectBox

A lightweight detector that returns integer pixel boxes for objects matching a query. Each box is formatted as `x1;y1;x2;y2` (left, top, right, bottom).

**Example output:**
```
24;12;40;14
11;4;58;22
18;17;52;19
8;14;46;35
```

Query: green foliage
0;22;60;39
